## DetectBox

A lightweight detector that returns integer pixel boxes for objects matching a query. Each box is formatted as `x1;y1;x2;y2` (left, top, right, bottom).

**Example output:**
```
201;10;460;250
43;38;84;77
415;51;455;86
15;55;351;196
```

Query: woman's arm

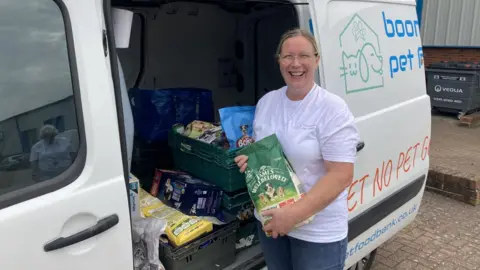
30;149;40;182
291;103;359;223
290;161;354;223
31;160;40;182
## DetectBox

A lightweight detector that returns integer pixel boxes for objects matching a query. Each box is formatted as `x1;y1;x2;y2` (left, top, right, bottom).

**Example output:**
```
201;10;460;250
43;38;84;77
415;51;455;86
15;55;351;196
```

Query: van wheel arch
348;249;377;270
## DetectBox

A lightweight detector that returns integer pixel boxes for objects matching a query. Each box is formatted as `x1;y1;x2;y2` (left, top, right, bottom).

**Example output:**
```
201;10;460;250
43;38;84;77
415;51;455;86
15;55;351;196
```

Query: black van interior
111;0;305;187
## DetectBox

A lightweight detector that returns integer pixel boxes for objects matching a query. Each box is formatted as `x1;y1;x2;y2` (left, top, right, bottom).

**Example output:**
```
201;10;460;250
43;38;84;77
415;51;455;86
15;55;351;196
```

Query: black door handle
44;214;119;252
356;142;365;152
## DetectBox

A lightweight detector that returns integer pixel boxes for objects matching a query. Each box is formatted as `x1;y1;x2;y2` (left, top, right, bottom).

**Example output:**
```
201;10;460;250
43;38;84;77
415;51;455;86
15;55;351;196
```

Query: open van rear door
307;0;431;268
0;0;133;269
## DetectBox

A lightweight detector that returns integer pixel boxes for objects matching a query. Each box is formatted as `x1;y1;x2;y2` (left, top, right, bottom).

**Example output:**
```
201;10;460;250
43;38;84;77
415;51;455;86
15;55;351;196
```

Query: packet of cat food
139;188;213;247
150;169;190;197
152;169;224;217
212;131;230;150
237;133;313;235
219;106;256;150
197;125;223;144
132;217;167;270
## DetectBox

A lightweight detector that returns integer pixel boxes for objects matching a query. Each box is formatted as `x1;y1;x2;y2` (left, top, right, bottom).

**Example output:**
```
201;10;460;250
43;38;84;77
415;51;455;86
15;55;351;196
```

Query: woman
30;125;76;182
234;28;360;270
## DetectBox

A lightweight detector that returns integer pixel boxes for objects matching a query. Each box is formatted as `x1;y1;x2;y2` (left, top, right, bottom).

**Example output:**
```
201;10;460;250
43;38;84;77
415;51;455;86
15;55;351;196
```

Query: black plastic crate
131;137;174;192
159;222;239;270
235;220;260;252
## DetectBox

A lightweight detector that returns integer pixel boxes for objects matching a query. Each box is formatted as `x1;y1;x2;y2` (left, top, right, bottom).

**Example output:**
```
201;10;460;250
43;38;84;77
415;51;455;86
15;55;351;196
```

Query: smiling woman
235;28;360;270
276;29;320;101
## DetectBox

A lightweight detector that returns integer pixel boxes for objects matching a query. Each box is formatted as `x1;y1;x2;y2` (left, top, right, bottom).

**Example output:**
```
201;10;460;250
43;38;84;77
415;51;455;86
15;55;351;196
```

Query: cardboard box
129;173;141;219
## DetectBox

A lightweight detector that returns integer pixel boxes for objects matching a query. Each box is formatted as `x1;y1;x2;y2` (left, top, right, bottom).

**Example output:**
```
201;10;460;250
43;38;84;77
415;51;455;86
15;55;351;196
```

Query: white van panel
322;1;425;117
345;192;422;265
0;0;133;269
308;0;430;268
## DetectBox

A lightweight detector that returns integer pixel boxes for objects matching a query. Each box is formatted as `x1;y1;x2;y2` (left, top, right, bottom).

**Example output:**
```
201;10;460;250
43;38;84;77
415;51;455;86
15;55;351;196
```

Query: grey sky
0;0;73;122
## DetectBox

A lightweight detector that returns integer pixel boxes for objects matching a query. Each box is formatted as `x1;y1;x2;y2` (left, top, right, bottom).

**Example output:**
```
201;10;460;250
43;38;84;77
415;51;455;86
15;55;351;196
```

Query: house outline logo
339;14;385;94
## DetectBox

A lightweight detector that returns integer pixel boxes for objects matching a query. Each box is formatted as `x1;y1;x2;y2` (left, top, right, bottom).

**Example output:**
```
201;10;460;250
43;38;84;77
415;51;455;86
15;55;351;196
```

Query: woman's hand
234;155;248;173
261;206;298;238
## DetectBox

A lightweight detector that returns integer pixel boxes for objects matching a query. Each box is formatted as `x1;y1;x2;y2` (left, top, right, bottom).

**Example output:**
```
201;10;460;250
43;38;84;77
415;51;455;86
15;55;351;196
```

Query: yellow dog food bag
139;188;213;247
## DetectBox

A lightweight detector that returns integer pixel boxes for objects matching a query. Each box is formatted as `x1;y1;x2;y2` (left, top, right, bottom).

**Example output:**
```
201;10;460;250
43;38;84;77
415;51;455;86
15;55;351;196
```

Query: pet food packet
132;218;167;270
183;120;217;139
212;131;230;150
197;125;223;144
153;169;224;217
219;106;256;150
237;133;313;235
139;188;214;247
150;169;191;197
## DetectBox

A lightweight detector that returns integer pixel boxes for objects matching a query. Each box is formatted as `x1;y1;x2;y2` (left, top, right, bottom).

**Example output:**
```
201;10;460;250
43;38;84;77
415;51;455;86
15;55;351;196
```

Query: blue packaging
129;88;214;143
129;88;175;143
219;106;256;150
170;88;214;126
154;169;224;217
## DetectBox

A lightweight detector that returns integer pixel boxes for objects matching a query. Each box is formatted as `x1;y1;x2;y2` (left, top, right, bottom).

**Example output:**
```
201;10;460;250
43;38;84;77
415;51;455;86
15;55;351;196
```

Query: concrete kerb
426;164;480;206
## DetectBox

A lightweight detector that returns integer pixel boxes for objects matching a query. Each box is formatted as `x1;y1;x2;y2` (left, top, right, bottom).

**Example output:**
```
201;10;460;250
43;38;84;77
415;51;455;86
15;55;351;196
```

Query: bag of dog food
237;134;313;232
219;106;256;150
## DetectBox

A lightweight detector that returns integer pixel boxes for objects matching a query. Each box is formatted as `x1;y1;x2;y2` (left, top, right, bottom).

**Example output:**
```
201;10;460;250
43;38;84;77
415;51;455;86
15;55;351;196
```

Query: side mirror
112;8;134;49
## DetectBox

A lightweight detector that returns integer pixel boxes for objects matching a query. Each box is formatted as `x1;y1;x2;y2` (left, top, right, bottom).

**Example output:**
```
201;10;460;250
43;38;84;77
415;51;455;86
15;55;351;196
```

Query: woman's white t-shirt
252;83;360;243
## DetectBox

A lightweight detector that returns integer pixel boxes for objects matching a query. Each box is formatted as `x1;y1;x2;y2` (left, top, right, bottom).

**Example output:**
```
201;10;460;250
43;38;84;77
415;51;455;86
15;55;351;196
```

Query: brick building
418;0;480;66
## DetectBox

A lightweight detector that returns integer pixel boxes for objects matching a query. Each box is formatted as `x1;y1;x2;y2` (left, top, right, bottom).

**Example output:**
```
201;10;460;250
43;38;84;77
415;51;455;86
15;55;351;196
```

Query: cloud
0;0;74;122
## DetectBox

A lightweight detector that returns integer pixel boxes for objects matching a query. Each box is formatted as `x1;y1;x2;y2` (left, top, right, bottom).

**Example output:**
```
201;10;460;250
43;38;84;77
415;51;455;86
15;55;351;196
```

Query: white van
0;0;430;269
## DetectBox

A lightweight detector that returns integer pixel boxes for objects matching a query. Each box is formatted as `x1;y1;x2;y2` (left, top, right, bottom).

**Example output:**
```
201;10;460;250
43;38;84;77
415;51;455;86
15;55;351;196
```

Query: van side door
0;0;133;269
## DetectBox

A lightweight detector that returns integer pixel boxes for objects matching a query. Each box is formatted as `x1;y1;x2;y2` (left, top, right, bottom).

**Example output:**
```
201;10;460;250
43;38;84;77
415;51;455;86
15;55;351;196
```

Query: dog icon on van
339;14;384;94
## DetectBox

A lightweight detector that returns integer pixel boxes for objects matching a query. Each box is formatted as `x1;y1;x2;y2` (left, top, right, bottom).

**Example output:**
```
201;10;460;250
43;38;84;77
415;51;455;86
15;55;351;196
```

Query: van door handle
44;214;119;252
356;142;365;152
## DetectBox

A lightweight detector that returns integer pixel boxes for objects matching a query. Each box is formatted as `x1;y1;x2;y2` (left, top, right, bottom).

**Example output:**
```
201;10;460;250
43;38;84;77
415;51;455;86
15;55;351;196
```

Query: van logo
339;14;384;94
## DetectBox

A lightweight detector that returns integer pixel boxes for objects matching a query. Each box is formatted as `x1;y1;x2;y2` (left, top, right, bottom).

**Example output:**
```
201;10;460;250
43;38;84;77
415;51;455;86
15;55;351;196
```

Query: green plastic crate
168;129;246;192
222;189;250;209
220;189;255;223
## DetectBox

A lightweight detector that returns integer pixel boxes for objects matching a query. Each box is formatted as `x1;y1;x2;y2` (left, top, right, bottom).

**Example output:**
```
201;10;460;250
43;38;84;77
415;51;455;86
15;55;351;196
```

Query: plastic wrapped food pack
132;218;168;270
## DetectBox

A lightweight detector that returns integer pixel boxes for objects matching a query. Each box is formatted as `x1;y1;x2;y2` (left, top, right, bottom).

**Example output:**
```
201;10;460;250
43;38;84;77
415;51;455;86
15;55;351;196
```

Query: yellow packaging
139;189;213;247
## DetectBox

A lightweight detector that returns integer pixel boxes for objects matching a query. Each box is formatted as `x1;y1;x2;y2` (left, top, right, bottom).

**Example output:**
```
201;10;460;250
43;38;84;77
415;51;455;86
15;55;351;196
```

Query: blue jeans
257;222;347;270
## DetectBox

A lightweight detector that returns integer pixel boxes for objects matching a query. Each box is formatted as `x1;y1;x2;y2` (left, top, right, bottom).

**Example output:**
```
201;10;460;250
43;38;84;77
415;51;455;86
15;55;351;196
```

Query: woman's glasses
279;53;318;64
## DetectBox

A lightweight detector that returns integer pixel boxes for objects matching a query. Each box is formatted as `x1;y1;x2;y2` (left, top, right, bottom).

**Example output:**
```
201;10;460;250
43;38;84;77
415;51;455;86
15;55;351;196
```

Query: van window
0;0;82;207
